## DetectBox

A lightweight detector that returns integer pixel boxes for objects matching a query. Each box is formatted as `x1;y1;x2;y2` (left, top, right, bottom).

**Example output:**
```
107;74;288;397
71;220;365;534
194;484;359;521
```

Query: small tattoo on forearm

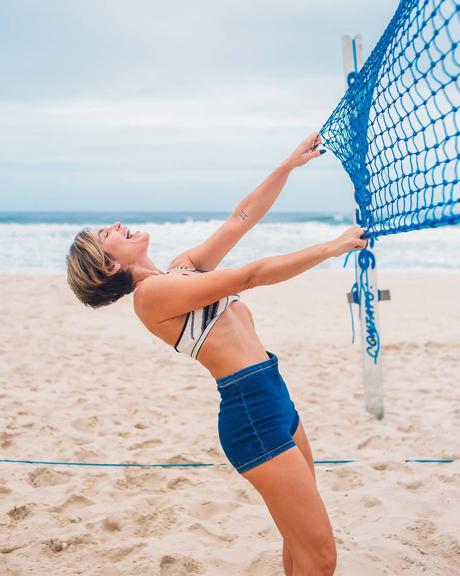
239;210;249;221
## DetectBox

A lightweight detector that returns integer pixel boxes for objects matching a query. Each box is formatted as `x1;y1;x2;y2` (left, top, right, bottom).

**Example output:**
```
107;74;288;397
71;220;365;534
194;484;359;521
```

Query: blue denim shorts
216;350;300;474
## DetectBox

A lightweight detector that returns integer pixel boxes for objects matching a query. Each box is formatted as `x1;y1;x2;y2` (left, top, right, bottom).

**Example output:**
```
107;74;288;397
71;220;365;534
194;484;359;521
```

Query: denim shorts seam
217;361;278;389
237;384;267;454
236;439;295;472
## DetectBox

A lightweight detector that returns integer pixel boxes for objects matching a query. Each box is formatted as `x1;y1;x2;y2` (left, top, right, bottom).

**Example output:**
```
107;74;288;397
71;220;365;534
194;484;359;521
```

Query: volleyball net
320;0;459;239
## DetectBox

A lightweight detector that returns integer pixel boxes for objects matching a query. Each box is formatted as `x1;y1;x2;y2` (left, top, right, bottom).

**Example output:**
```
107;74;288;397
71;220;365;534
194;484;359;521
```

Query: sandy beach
1;270;459;575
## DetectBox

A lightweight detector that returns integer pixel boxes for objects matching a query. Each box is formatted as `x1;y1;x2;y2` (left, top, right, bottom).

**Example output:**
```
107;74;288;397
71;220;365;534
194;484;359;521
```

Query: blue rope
320;0;459;238
342;239;381;362
343;249;360;344
0;459;223;468
0;458;454;468
405;459;454;463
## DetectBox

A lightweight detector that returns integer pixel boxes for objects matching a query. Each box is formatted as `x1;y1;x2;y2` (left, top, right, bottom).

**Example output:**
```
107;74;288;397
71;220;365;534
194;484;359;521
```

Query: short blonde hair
66;228;134;309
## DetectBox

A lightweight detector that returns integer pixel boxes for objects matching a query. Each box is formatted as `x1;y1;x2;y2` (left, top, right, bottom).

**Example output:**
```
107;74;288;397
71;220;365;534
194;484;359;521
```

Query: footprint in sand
27;467;71;488
372;461;406;472
331;467;364;492
0;542;26;554
100;542;146;563
159;554;204;576
400;479;424;491
115;472;166;492
406;519;438;539
0;432;14;449
0;481;11;495
361;496;382;508
188;521;238;543
433;473;458;485
356;434;389;450
204;447;222;458
71;415;99;432
101;517;122;532
74;448;101;461
128;438;163;450
397;424;414;433
189;498;240;521
50;494;95;513
235;488;253;504
7;504;33;522
42;532;96;555
133;505;183;538
247;549;280;575
167;475;199;490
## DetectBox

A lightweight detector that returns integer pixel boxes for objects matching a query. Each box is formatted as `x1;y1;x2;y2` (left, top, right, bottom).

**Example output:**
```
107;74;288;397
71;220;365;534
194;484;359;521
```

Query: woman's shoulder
132;275;168;329
131;268;191;325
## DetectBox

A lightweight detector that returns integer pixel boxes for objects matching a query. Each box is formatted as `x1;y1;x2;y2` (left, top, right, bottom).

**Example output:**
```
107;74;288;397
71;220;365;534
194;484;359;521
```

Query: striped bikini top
165;266;241;359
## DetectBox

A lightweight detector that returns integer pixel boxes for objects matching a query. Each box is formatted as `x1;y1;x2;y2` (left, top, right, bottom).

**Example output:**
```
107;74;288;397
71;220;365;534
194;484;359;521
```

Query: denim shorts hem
291;409;300;437
235;439;297;474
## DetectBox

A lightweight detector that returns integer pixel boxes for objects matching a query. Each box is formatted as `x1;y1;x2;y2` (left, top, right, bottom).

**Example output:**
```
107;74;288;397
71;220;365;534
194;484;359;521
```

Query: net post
342;34;384;420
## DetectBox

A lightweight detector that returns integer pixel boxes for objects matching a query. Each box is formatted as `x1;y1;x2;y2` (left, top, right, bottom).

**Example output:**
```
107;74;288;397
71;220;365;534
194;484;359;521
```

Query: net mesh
320;0;459;238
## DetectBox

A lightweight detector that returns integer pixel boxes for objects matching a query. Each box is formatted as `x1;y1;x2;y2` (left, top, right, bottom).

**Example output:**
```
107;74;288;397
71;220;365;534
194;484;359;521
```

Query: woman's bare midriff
136;270;270;380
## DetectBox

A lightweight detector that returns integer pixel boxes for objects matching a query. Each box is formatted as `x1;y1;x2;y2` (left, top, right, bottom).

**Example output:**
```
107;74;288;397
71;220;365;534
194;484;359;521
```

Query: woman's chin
132;231;149;242
141;231;150;248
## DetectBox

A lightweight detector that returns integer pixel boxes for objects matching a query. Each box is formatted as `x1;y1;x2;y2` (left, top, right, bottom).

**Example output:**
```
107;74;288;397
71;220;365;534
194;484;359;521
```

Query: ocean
1;211;459;274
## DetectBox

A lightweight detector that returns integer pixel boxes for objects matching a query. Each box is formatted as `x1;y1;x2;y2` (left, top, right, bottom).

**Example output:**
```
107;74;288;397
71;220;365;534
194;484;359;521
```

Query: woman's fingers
287;131;324;168
309;132;321;148
307;148;322;159
348;225;368;249
300;132;320;151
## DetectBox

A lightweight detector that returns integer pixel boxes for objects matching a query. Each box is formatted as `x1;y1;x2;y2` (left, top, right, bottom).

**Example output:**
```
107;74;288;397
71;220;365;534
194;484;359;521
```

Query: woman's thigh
292;417;317;483
241;444;336;570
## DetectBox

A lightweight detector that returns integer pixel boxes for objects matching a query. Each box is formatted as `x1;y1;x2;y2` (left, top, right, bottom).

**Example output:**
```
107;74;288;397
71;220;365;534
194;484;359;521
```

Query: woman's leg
282;418;319;575
293;418;317;482
283;538;294;576
241;441;336;576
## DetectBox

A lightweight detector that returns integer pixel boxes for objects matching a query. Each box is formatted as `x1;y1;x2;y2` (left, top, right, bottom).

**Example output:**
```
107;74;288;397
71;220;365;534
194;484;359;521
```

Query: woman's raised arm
135;226;365;324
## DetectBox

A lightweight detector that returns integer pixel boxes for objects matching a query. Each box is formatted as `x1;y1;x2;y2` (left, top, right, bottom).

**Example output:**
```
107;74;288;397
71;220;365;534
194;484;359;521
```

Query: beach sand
1;270;459;575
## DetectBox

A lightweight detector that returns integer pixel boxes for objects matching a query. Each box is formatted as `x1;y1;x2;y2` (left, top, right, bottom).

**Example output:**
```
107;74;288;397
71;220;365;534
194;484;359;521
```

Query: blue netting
320;0;459;238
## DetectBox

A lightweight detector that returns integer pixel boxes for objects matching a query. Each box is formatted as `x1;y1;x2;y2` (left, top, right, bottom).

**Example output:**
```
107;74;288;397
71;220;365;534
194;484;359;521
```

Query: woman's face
91;221;150;270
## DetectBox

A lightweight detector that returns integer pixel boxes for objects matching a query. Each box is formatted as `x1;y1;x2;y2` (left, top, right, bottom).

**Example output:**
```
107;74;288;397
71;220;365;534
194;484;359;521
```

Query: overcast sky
1;0;400;213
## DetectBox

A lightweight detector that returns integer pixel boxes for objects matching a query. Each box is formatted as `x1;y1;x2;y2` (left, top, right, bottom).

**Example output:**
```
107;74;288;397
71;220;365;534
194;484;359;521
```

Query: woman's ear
107;262;121;276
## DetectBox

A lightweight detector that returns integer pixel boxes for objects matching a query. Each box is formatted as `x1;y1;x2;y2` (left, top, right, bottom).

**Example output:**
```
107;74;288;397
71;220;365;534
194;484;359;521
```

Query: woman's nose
113;221;121;230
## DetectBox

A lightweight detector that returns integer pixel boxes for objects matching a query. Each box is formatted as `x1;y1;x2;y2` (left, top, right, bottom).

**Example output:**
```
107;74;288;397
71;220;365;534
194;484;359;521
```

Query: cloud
0;0;400;210
0;76;340;176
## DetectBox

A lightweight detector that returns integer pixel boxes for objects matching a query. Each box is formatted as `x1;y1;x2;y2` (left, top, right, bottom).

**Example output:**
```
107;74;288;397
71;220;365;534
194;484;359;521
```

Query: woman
66;132;366;576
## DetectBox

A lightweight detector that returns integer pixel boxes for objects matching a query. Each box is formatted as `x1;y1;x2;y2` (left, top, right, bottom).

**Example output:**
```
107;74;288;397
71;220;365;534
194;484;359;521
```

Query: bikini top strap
167;266;208;273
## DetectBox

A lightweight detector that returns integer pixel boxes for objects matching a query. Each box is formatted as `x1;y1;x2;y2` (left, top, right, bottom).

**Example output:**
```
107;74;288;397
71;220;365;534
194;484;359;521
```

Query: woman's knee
293;532;337;575
242;447;336;573
320;534;337;575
